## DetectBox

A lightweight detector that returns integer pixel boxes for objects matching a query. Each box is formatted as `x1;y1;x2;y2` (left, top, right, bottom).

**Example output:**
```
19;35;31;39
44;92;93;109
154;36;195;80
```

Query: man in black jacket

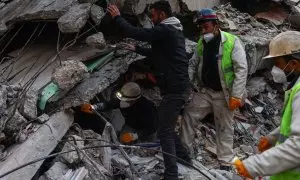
108;1;190;179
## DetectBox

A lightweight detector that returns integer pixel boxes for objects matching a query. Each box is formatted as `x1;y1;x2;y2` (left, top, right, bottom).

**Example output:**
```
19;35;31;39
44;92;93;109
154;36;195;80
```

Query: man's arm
114;16;166;43
243;92;300;177
231;37;248;99
136;46;153;57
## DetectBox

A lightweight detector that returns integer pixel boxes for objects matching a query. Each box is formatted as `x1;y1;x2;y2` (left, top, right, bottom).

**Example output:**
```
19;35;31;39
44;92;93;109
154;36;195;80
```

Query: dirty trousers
158;93;190;180
181;88;234;162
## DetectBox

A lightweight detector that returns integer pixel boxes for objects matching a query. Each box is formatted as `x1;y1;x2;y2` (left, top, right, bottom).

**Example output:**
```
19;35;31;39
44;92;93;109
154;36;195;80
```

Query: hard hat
263;31;300;59
194;8;218;24
116;82;141;102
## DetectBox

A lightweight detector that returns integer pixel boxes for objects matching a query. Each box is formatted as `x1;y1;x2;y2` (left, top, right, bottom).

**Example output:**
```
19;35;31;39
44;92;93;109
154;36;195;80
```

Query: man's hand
119;43;136;51
107;4;120;19
232;157;253;179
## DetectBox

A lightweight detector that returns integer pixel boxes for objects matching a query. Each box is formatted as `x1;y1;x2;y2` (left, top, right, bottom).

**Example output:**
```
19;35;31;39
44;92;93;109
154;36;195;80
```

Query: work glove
232;157;252;179
120;132;138;144
229;97;242;111
258;136;274;153
81;104;94;114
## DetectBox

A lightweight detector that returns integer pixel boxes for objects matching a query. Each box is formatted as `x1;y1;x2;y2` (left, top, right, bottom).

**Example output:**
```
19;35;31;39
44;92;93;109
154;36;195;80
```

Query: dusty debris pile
0;0;297;179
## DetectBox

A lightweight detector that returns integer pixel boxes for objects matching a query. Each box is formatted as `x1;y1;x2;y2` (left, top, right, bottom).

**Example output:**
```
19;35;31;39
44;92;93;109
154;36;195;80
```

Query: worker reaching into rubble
81;82;157;144
232;31;300;179
180;8;248;170
107;1;191;179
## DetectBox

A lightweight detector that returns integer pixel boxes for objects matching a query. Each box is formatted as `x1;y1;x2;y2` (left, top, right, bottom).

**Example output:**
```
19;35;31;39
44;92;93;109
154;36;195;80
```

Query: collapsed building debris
0;0;298;179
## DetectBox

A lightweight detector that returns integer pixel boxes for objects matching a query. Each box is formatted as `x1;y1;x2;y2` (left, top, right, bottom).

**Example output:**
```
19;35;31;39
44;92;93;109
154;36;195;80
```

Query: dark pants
158;92;190;180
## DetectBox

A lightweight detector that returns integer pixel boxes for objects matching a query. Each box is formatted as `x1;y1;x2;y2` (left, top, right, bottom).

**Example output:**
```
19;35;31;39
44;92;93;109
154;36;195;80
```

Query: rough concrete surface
182;0;221;11
0;111;74;180
57;3;91;33
90;4;105;25
39;162;69;180
0;0;78;35
0;85;8;110
4;110;27;137
86;32;107;49
19;89;38;120
60;135;84;164
52;60;88;92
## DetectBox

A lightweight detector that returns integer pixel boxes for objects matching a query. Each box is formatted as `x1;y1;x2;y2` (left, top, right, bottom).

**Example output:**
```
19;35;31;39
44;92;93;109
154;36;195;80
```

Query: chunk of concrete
57;3;91;33
39;162;69;180
246;77;267;98
37;113;50;123
19;89;38;120
86;32;106;49
4;110;27;137
90;4;105;25
52;60;88;92
0;85;8;110
59;135;84;164
0;111;74;180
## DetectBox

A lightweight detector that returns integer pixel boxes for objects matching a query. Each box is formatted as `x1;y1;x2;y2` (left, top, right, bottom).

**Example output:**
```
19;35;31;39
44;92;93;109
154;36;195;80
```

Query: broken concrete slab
182;0;221;11
4;110;27;138
246;77;267;98
60;135;84;164
52;60;88;92
0;0;79;35
39;162;69;180
0;111;74;180
86;32;107;49
19;89;38;120
37;113;49;123
121;0;179;15
255;5;288;26
90;4;105;25
57;3;91;33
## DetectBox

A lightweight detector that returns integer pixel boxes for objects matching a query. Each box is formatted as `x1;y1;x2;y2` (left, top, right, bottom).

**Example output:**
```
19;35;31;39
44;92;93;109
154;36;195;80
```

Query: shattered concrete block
86;32;106;49
37;114;50;123
52;60;88;92
39;162;69;180
0;111;74;180
19;89;38;120
4;110;27;137
60;135;84;164
90;4;105;25
57;3;91;33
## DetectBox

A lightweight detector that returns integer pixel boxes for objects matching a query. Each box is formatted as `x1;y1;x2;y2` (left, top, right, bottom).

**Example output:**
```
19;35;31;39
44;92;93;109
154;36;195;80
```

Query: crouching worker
81;82;157;144
232;31;300;179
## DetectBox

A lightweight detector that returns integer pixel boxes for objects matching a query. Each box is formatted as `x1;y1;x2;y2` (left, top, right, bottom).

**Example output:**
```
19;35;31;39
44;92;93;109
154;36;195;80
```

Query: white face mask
271;66;287;84
203;33;214;43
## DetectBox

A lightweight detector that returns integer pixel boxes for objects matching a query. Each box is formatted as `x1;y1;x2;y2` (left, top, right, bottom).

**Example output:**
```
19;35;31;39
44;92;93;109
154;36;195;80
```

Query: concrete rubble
52;60;89;92
57;3;91;33
0;0;297;179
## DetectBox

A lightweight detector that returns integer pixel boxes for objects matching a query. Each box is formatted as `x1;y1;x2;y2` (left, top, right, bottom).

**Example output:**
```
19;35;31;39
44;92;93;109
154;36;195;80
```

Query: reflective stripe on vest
197;32;236;88
271;82;300;180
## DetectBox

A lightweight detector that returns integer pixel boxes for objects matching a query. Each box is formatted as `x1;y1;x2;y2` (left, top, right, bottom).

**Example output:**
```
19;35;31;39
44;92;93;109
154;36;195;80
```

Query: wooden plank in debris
0;111;74;180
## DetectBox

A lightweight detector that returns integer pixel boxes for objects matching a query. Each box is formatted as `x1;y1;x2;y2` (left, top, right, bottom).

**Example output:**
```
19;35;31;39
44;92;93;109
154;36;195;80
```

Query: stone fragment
90;4;105;25
39;162;69;180
86;32;106;49
52;60;88;92
60;135;84;164
37;114;50;123
57;3;91;33
0;3;5;9
19;89;38;120
4;110;27;136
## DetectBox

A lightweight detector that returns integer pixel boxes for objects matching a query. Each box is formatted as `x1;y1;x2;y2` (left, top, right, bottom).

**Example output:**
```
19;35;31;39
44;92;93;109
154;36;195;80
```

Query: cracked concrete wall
182;0;222;11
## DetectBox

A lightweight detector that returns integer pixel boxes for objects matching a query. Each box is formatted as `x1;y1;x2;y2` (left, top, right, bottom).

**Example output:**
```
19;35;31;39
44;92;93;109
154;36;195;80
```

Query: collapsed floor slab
0;111;74;180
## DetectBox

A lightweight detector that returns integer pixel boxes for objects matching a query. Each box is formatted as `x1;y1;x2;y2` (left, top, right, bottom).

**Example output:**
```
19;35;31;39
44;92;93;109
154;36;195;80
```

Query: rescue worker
232;31;300;179
81;82;157;144
107;1;191;179
181;8;248;170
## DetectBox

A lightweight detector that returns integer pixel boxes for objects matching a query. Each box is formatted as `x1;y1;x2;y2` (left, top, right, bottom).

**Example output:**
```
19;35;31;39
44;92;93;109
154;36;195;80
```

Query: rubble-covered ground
0;0;299;179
